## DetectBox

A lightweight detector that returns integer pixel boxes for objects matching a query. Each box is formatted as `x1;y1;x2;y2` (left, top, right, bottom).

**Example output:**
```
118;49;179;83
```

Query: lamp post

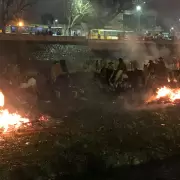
136;5;142;32
54;19;58;26
170;27;174;35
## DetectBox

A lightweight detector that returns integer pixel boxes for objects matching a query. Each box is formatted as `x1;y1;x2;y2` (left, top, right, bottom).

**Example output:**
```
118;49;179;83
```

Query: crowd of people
0;56;180;111
94;57;180;92
0;60;71;108
34;29;53;36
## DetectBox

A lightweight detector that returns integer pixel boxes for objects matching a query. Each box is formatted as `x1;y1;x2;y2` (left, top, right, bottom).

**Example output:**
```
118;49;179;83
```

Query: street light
54;19;58;26
136;5;142;11
18;21;24;27
136;5;142;32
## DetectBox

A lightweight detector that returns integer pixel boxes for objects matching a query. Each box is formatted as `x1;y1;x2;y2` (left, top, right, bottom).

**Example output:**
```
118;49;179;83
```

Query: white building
106;8;157;32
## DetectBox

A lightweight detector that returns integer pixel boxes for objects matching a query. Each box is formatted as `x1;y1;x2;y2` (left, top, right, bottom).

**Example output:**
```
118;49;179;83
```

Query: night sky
26;0;180;24
150;0;180;19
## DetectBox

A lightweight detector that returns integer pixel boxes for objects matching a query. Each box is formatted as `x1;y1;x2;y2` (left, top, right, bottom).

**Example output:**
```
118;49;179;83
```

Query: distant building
132;0;144;5
105;12;123;29
107;8;157;32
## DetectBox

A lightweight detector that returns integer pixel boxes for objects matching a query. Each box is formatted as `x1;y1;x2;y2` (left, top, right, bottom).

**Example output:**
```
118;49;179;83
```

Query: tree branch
67;0;94;28
3;0;37;22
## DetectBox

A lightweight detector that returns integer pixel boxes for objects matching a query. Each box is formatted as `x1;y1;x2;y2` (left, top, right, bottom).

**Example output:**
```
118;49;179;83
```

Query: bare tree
1;0;37;33
89;1;122;28
66;0;94;35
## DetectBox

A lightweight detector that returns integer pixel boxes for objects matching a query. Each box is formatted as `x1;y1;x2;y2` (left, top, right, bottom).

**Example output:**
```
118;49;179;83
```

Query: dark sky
150;0;180;19
116;0;180;19
148;0;180;29
25;0;65;23
26;0;180;24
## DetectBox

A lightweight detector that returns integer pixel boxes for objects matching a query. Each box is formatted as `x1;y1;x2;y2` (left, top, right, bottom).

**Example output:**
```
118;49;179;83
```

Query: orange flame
147;86;180;103
0;92;4;107
156;86;180;101
0;91;29;133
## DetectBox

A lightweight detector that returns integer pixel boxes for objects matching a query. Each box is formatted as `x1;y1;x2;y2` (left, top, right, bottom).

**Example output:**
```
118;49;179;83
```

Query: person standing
51;61;63;84
114;58;127;84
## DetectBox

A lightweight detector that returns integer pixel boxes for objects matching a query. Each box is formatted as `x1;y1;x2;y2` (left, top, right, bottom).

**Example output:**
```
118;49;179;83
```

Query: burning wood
147;86;180;104
0;92;30;133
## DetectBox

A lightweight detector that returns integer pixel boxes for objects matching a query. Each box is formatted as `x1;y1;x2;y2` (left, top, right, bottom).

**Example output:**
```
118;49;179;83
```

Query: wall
0;41;177;73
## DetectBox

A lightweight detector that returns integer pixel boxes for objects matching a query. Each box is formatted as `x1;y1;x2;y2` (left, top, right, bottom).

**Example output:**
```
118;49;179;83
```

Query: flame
0;91;29;133
0;92;4;107
147;86;180;103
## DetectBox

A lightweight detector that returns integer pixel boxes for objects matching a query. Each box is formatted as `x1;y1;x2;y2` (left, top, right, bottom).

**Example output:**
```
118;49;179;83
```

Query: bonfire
147;86;180;104
0;92;30;133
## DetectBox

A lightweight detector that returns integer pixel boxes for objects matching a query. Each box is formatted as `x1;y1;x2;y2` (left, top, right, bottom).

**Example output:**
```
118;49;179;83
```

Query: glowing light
156;87;171;99
0;92;4;107
0;92;29;133
136;5;142;11
18;21;24;27
147;86;180;103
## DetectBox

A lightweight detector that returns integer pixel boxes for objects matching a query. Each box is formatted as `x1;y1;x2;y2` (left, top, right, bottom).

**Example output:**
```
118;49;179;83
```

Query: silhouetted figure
156;57;167;77
98;34;101;39
147;60;156;74
106;62;114;85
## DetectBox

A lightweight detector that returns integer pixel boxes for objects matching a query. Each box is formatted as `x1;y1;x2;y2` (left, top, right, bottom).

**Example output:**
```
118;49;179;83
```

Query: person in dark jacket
117;58;127;72
35;72;52;101
156;57;167;78
147;60;156;74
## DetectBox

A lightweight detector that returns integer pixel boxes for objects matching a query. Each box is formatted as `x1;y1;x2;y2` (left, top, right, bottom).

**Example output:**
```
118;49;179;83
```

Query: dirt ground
1;72;180;179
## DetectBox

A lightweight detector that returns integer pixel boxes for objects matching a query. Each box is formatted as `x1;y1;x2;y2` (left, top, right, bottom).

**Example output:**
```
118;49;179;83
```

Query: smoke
122;35;171;69
120;91;173;111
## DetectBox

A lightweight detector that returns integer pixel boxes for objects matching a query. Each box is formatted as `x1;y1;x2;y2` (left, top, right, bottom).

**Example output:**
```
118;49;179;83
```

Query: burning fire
147;86;180;103
0;92;29;133
0;92;4;107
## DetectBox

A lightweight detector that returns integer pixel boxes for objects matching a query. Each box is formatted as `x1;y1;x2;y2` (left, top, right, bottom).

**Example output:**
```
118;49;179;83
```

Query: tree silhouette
1;0;37;33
